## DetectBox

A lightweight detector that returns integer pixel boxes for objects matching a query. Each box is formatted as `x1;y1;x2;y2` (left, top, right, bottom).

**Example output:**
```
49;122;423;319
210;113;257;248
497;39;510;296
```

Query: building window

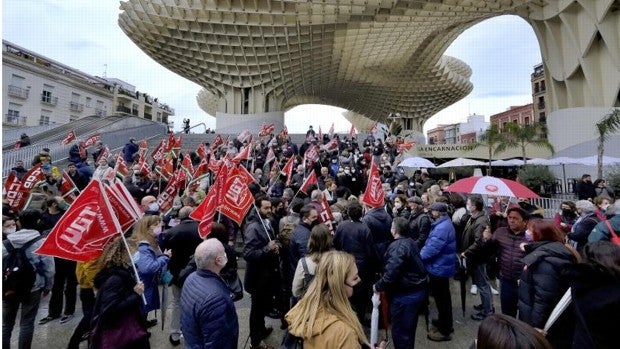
6;103;22;124
524;117;530;125
534;82;539;93
39;115;50;125
539;112;546;124
41;90;52;103
157;112;162;122
538;96;545;109
132;103;139;116
85;97;91;107
540;80;545;91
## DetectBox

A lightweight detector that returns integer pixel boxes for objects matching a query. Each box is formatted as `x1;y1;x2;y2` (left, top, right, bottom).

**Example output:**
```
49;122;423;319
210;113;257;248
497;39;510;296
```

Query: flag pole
252;203;272;241
119;233;147;304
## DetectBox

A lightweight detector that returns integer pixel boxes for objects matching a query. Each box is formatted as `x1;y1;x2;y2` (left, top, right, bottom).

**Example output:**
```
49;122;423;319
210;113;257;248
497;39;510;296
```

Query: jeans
472;264;493;314
67;288;95;349
169;285;182;340
428;275;453;335
48;258;78;317
500;278;519;317
3;290;42;349
390;290;427;349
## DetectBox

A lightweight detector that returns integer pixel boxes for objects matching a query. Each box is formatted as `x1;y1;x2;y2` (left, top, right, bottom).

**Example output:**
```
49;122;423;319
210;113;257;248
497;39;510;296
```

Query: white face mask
601;204;610;211
525;229;533;241
394;202;402;209
4;227;16;235
152;226;162;236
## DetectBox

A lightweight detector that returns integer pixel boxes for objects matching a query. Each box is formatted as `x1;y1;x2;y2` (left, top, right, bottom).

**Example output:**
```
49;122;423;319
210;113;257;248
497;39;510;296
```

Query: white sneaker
491;286;499;295
470;285;478;295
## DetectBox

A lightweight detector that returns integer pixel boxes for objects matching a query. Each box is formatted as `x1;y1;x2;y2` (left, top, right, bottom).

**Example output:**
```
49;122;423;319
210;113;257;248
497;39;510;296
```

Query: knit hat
429;202;448;213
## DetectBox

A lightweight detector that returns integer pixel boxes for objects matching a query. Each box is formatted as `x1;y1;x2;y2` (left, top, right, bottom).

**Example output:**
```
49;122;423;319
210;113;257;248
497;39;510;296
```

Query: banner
8;164;46;213
103;184;138;232
151;140;165;163
259;123;275;137
156;170;182;214
361;159;385;208
84;133;100;148
114;153;130;178
196;143;209;159
34;180;121;262
299;171;318;194
318;193;335;234
217;166;254;225
211;134;224;150
237;129;252;143
61;130;76;145
281;156;295;186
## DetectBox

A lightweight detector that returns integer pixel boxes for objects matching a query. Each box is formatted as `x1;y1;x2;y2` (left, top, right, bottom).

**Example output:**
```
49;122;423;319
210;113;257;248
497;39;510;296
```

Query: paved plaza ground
10;269;491;349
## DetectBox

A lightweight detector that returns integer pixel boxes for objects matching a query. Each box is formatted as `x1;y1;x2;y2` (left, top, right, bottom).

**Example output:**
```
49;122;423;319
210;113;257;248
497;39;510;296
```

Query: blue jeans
3;290;42;349
500;278;519;317
390;289;427;349
472;264;493;314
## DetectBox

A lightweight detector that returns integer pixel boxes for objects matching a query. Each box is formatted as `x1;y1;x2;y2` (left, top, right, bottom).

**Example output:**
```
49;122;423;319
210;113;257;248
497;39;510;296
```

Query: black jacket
92;266;144;330
243;215;280;294
461;212;490;264
362;206;393;260
162;219;202;286
288;222;312;276
518;241;577;330
334;220;376;277
374;237;428;296
408;209;431;248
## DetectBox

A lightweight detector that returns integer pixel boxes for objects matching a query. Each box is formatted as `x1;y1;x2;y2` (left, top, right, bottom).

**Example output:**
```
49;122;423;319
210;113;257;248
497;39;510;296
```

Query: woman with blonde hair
285;251;386;349
130;215;171;326
90;236;149;348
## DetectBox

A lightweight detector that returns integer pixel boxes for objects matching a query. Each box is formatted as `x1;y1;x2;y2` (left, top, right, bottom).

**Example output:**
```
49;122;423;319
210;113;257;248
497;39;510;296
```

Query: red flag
60;171;79;197
397;140;416;153
196;143;209;159
265;147;276;164
281;156;295;186
318;126;323;141
329;123;335;137
279;126;289;139
111;178;144;218
349;124;356;138
61;130;76;145
232;144;251;164
212;134;224;150
4;172;19;196
34;180;122;262
318;193;335;234
192;157;209;179
151;140;165;163
156;169;183;214
78;143;87;159
114;153;130;178
83;134;100;148
96;146;110;164
207;156;221;173
136;156;151;177
304;145;319;163
103;184;138;232
139;139;148;149
237;129;252;143
259;123;275;137
4;173;24;212
299;171;318;194
361;159;385;208
217;166;254;225
156;157;174;181
192;187;219;238
181;154;194;179
322;138;339;152
13;141;21;149
7;164;46;213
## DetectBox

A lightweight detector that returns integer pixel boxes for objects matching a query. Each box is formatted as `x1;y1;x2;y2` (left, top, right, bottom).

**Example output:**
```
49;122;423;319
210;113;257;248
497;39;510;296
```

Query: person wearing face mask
2;216;17;240
391;195;410;219
593;178;615;199
130;215;172;328
243;197;281;349
588;200;620;243
553;201;578;234
181;238;239;349
594;196;612;220
568;200;601;251
481;207;529;317
289;205;319;273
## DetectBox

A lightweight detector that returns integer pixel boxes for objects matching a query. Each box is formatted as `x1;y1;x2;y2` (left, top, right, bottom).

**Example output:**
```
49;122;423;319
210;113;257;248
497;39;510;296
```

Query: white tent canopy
437;157;487;168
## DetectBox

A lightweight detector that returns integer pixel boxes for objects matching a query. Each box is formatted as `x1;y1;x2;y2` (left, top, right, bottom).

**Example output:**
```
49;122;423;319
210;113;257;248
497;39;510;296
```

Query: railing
2;124;60;147
144;112;152;120
41;96;58;106
530;197;569;219
8;85;29;99
69;102;84;112
3;114;27;126
116;105;131;114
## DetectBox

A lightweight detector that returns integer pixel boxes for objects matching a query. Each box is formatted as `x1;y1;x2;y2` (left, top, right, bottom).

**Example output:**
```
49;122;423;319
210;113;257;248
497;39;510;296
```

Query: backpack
3;236;42;301
604;220;620;246
299;258;315;296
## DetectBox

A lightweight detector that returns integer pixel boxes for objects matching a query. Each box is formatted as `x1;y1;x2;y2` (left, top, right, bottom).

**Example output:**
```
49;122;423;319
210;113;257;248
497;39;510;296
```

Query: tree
472;124;503;175
496;122;554;165
596;108;620;178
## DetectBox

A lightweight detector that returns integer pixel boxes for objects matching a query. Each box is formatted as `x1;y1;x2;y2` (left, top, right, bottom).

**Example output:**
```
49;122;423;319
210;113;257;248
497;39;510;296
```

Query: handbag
90;308;149;349
280;330;303;349
224;273;244;302
160;269;173;285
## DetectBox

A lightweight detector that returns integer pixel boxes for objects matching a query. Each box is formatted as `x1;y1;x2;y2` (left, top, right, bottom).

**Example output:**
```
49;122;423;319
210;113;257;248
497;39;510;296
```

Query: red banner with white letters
361;159;385;208
217;166;254;225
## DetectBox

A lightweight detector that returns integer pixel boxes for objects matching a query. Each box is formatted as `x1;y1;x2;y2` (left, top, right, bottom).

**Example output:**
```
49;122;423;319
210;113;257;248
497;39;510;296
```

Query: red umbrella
445;176;539;198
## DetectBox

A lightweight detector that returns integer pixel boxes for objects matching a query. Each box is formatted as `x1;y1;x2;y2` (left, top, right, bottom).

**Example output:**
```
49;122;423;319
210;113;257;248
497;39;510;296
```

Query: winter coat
518;241;577;329
333;220;376;278
76;260;100;289
569;213;600;249
242;215;280;294
374;236;428;297
286;307;362;349
486;227;527;281
2;229;54;292
162;219;202;286
132;241;169;313
362;206;393;260
91;266;149;349
461;212;490;264
568;262;620;349
420;215;457;278
122;141;139;163
588;215;620;243
181;269;239;349
408;209;431;248
289;222;312;271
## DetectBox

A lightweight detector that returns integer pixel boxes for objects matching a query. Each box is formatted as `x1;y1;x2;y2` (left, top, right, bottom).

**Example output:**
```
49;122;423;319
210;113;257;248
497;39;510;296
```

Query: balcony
537;102;546;110
41;95;58;106
8;85;29;99
116;105;131;114
144;112;152;120
69;102;84;112
4;114;27;126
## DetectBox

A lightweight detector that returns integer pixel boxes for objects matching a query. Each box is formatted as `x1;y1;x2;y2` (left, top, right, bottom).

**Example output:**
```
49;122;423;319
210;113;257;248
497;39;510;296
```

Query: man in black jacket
374;217;428;349
334;202;376;323
162;206;202;346
407;196;431;248
243;197;280;349
575;174;597;200
288;205;317;276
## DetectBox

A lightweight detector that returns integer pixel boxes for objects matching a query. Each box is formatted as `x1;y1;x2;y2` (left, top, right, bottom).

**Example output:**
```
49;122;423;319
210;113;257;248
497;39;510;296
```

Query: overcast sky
3;0;541;135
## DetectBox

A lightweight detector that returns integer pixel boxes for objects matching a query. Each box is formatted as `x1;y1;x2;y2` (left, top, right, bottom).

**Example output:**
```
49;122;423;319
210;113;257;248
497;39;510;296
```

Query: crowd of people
3;126;620;349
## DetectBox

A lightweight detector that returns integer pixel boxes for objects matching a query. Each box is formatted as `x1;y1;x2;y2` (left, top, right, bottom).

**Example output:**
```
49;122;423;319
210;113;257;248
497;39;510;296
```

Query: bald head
178;206;194;219
195;239;226;273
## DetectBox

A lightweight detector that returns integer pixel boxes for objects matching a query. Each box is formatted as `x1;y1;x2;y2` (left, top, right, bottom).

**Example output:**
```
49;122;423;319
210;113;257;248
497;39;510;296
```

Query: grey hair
311;189;322;201
575;200;596;213
194;239;223;270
